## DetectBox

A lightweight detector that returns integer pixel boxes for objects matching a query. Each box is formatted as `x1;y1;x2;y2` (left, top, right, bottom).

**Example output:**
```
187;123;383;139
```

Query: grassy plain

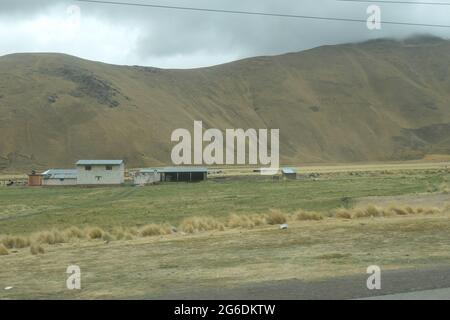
1;213;449;299
1;167;448;235
0;163;449;299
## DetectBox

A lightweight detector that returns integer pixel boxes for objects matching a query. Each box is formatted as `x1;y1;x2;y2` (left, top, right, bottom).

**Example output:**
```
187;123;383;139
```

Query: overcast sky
0;0;449;68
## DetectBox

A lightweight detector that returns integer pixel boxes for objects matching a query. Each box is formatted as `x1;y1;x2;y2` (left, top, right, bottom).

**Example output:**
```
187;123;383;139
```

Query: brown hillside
0;37;449;170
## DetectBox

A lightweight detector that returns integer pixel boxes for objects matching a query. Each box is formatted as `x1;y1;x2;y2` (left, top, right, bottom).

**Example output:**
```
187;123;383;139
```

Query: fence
0;179;28;187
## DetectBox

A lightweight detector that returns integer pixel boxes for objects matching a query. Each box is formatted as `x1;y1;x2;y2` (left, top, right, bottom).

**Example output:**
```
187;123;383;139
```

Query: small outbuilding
76;160;125;186
281;167;297;180
134;169;161;186
255;168;281;175
159;167;208;182
28;172;43;187
42;169;77;186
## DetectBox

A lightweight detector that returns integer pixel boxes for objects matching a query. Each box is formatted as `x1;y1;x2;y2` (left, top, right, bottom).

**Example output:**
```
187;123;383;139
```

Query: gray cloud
0;0;60;14
0;0;449;68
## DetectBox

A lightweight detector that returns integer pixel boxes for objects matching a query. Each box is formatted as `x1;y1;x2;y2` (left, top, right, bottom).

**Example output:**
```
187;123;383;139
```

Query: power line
75;0;450;28
338;0;450;5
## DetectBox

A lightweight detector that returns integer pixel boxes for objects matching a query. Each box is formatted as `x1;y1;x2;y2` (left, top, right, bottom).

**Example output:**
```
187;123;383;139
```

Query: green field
0;169;448;235
1;167;450;299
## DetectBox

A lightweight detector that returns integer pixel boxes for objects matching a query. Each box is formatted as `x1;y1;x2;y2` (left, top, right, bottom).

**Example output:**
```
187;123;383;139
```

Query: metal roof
159;167;208;173
42;169;77;179
76;160;124;166
281;167;297;174
138;168;160;174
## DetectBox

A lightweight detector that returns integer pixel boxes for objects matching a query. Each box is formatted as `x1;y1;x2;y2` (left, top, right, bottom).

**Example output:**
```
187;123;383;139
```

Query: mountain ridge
1;37;449;171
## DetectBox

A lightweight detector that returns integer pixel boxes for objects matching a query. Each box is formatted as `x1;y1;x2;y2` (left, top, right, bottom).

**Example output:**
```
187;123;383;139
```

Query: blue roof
282;167;297;174
42;169;77;179
76;160;124;166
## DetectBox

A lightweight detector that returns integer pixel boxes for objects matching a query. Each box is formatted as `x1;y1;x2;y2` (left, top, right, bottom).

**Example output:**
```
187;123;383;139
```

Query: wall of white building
42;178;77;186
76;164;125;185
134;172;161;185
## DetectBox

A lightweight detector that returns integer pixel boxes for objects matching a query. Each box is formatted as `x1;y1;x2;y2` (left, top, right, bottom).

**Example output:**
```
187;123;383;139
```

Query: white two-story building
76;160;125;186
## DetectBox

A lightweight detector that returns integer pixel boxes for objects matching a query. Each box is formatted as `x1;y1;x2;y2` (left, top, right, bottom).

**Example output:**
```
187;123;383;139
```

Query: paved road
361;288;450;300
157;265;450;300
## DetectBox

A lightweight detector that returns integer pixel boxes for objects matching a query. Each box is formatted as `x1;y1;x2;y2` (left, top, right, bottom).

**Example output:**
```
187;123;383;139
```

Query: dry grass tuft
226;214;266;228
439;183;450;194
352;205;383;218
114;227;138;240
227;214;252;228
140;224;173;237
248;214;267;227
0;243;9;255
333;205;443;219
334;209;352;219
294;210;324;221
30;244;45;255
35;230;66;245
388;205;408;216
0;202;446;255
128;228;139;236
15;236;31;248
63;227;85;240
1;235;31;249
385;205;441;216
102;232;115;242
180;217;224;233
85;227;104;240
53;230;66;243
266;209;288;225
365;205;383;217
112;228;132;240
1;236;15;249
422;207;441;215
